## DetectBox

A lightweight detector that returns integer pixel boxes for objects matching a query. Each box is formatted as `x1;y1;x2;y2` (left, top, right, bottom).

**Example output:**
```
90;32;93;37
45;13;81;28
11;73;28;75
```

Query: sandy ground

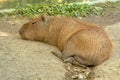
0;2;120;80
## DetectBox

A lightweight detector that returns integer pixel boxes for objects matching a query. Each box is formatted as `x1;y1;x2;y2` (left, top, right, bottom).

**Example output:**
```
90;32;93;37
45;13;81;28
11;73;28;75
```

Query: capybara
19;15;113;67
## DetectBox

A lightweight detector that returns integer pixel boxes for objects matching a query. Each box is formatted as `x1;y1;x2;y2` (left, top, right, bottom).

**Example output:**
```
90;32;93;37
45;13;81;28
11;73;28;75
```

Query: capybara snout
19;15;113;67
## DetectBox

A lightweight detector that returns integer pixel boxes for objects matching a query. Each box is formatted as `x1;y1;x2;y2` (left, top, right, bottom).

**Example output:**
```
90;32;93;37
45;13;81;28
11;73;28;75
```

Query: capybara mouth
19;29;25;39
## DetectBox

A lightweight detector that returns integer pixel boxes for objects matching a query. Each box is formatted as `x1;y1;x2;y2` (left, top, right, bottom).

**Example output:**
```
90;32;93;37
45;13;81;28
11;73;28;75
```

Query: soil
0;2;120;80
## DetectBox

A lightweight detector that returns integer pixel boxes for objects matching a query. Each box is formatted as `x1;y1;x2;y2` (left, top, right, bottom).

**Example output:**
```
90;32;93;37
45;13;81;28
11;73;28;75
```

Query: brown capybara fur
19;15;113;67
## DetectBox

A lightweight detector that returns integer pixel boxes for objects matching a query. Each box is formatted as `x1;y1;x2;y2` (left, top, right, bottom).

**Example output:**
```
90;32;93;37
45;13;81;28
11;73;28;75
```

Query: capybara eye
32;22;37;24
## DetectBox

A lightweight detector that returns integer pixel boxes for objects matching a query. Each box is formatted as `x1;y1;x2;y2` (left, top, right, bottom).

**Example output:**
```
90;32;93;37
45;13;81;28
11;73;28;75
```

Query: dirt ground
0;2;120;80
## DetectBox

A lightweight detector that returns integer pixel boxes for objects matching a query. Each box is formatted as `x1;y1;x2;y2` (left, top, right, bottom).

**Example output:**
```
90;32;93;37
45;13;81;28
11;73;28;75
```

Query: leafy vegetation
0;1;120;18
2;1;120;18
5;3;103;18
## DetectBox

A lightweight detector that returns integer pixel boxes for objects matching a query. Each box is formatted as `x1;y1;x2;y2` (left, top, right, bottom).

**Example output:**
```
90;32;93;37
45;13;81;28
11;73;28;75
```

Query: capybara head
19;15;50;41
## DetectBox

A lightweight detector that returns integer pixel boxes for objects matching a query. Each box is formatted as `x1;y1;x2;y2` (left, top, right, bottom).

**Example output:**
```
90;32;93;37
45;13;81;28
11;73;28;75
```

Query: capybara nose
19;29;22;35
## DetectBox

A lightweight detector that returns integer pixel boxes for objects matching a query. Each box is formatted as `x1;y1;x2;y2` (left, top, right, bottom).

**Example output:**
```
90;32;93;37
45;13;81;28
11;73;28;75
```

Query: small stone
11;23;15;25
71;75;78;79
78;74;86;79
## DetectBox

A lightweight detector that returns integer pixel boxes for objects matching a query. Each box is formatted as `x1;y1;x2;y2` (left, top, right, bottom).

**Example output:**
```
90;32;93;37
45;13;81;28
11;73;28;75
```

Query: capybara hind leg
74;56;95;67
62;51;87;68
62;51;74;60
64;57;87;68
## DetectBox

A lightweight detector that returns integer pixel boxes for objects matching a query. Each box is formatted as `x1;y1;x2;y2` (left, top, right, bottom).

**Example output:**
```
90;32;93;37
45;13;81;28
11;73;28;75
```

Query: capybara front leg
51;51;63;59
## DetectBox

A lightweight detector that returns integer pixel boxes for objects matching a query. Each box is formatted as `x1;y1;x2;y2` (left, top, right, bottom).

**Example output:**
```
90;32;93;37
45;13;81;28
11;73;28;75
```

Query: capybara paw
64;57;75;63
64;57;87;68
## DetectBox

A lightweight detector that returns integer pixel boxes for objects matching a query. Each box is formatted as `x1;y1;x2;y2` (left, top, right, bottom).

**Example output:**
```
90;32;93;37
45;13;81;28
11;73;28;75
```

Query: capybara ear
41;14;49;22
